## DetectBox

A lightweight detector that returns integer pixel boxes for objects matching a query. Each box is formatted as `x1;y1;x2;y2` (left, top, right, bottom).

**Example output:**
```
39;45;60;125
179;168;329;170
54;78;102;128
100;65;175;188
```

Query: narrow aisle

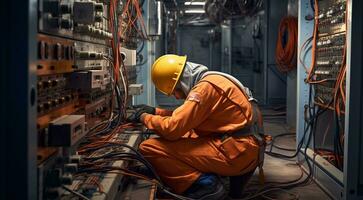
236;107;331;200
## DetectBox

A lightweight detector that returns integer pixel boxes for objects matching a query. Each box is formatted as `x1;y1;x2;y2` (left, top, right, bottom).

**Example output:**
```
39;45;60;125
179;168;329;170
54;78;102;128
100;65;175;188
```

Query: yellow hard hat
151;54;187;95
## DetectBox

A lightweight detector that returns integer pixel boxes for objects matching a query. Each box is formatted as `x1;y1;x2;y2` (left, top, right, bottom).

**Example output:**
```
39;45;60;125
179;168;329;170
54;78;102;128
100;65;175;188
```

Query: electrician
129;54;265;199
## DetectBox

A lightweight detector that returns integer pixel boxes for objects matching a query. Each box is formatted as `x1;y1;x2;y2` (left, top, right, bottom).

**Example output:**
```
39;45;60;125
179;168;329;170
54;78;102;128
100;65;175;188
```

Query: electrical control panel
307;0;347;171
297;1;348;195
34;0;150;199
313;0;346;106
36;1;114;199
295;0;362;198
38;0;111;44
69;69;111;91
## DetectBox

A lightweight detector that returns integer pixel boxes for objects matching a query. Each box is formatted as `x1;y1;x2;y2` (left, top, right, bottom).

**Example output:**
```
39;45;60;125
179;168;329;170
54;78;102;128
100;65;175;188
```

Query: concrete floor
233;107;331;200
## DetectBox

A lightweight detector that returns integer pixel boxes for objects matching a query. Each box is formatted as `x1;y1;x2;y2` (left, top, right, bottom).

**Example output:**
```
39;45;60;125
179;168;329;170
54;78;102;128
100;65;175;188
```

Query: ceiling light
184;9;205;14
184;2;206;6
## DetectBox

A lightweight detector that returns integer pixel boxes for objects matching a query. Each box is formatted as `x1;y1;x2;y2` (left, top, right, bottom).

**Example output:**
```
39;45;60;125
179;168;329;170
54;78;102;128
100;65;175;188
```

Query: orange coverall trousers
139;74;261;194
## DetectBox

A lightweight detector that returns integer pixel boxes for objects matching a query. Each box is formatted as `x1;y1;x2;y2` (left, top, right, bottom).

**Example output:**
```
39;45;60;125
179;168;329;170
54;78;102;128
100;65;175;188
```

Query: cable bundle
304;0;347;169
109;0;150;119
275;16;298;73
120;0;148;41
205;0;263;24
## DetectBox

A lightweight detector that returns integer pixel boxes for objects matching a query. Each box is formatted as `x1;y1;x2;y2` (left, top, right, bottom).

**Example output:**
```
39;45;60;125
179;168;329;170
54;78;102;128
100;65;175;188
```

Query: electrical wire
72;1;337;199
109;0;121;82
77;145;192;200
310;0;315;12
268;84;326;159
258;85;328;200
305;0;319;83
136;39;145;54
118;63;128;120
243;188;300;200
62;185;91;200
299;36;313;73
83;87;124;139
275;16;298;73
65;1;194;199
267;133;296;152
303;0;348;170
120;0;148;41
82;142;160;180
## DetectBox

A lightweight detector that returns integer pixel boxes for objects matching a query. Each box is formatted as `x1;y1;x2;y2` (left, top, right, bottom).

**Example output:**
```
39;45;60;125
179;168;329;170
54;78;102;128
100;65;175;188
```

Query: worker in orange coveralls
128;54;265;200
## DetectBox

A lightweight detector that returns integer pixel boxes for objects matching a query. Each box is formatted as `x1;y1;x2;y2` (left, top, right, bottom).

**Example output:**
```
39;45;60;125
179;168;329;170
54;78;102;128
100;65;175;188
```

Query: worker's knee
138;138;161;155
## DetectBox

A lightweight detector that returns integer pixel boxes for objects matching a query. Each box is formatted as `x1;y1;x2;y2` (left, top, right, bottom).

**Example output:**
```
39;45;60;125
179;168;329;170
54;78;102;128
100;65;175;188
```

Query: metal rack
296;0;363;199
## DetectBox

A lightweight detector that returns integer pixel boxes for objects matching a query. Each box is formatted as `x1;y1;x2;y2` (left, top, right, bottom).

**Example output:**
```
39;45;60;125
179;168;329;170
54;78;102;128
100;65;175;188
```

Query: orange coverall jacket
139;74;260;194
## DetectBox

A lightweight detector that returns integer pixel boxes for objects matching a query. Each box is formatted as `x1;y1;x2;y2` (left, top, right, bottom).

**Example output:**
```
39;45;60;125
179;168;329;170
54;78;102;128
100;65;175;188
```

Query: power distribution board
35;0;146;199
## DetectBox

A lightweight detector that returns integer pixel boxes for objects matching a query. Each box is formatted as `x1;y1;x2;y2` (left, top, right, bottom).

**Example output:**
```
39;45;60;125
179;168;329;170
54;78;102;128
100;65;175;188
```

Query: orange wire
306;79;329;84
299;37;313;73
306;0;319;83
307;0;347;115
121;0;132;37
78;123;135;153
340;67;346;106
121;0;148;40
275;16;298;73
134;0;148;38
109;0;120;81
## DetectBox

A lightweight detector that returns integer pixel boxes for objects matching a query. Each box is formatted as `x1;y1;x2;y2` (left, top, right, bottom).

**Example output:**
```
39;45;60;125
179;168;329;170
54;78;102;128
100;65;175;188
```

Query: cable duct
205;0;263;23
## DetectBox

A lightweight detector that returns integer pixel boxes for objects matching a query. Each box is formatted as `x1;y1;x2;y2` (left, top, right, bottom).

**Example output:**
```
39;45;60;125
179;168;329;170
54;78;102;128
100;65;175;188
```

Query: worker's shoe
183;173;226;200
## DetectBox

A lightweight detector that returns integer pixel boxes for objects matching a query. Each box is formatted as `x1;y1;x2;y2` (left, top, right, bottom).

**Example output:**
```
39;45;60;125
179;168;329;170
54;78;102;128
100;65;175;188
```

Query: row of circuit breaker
39;0;111;44
35;1;136;199
313;0;346;105
36;33;112;121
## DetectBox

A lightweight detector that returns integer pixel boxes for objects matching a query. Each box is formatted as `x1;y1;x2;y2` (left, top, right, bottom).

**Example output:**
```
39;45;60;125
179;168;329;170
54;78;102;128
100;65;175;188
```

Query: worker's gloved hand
132;104;156;115
126;105;156;123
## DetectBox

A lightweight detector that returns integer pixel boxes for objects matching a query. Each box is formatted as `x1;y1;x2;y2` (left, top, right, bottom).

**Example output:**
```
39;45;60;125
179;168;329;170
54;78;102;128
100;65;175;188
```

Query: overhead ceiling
163;0;206;13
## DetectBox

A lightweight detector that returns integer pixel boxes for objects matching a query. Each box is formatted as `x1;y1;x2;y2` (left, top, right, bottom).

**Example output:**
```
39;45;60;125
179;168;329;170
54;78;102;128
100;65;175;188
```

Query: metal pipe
156;1;163;36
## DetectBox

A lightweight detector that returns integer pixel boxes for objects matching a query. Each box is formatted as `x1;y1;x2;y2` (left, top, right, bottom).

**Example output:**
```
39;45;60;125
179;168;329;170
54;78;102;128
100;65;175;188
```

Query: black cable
271;144;295;152
310;0;315;12
82;154;154;176
87;147;194;200
81;142;162;183
267;132;296;152
265;85;331;159
244;110;317;199
135;60;147;67
113;84;123;125
333;110;343;170
89;119;111;131
262;88;329;192
302;101;318;186
268;111;319;192
78;165;190;200
62;185;90;200
113;143;161;180
265;116;312;159
136;39;145;55
83;77;125;140
259;87;320;193
139;0;145;7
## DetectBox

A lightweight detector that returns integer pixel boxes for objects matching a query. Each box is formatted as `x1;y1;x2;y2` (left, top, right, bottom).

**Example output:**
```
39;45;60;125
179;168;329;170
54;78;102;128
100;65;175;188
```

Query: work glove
132;104;156;115
126;104;156;123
